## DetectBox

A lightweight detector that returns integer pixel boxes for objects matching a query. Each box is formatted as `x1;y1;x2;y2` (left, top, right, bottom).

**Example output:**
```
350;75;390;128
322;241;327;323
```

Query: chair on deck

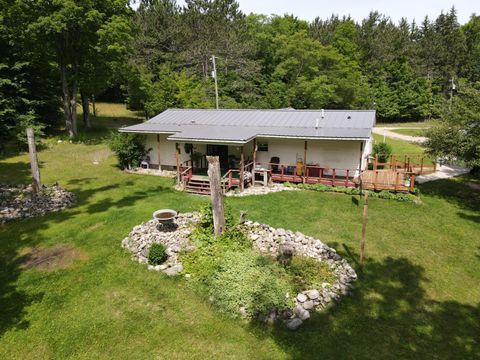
270;157;280;173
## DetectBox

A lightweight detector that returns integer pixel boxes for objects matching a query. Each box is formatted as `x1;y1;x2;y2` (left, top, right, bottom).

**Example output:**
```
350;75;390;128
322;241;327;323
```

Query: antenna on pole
211;55;219;109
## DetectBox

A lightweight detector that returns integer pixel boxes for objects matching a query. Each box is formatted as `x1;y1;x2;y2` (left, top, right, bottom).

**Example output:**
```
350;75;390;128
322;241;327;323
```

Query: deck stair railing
372;154;436;175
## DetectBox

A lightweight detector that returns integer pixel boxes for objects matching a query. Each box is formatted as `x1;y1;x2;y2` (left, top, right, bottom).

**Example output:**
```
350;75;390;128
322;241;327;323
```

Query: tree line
1;1;479;154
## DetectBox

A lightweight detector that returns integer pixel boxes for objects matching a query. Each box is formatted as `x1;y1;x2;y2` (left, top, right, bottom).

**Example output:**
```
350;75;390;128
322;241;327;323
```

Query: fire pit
153;209;178;224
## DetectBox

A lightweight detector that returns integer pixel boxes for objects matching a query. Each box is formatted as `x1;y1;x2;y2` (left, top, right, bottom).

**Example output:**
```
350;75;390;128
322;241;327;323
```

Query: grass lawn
372;134;435;164
0;107;479;359
376;120;437;128
390;128;427;137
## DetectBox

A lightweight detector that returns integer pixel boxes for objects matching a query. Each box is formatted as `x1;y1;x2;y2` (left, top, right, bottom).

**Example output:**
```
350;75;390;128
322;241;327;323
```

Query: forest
1;0;479;146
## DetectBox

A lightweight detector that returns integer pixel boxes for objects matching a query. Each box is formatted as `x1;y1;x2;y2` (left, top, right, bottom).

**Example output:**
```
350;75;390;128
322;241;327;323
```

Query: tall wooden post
156;134;162;171
303;140;308;183
409;174;415;193
175;143;180;183
252;139;257;186
360;192;369;265
207;156;225;235
239;146;244;192
26;128;41;193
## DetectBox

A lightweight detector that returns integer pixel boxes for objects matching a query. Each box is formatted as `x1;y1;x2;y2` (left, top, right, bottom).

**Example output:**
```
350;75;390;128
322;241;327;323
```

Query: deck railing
371;154;436;175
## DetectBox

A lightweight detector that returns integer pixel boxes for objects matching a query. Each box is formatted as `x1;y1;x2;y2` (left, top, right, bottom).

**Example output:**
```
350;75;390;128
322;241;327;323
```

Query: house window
257;143;268;152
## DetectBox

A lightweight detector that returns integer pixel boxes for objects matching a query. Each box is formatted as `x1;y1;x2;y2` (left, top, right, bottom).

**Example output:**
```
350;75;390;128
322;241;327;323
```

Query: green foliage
207;250;294;317
373;141;393;163
284;182;418;202
148;243;168;265
425;80;480;170
284;255;336;292
107;132;146;169
14;111;45;148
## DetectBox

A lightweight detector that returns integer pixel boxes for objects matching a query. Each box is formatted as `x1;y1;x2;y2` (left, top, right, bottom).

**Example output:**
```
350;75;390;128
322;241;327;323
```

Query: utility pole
211;55;219;109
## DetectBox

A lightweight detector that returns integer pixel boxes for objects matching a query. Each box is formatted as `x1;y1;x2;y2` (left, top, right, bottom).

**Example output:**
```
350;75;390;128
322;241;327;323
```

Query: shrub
284;255;335;292
148;243;168;265
372;141;393;164
108;132;146;169
207;250;294;317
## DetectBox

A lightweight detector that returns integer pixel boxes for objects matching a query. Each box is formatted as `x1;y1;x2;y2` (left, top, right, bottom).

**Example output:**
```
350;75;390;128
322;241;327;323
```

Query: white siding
144;134;367;171
255;138;363;170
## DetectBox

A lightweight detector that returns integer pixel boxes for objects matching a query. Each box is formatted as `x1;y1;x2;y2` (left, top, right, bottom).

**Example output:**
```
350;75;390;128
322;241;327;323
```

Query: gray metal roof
119;109;376;143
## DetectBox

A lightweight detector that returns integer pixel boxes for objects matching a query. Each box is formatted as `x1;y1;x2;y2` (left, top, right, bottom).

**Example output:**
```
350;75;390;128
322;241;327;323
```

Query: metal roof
119;108;376;144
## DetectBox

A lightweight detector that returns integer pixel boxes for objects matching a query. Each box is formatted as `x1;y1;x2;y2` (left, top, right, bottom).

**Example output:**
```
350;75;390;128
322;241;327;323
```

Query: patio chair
270;157;280;173
140;155;151;169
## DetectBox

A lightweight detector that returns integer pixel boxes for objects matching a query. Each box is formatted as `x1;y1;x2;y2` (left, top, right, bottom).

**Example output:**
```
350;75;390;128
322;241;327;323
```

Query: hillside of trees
1;1;479;144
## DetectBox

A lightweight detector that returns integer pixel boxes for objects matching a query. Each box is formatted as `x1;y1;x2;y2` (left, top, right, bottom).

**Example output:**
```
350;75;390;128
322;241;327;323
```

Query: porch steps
185;177;211;195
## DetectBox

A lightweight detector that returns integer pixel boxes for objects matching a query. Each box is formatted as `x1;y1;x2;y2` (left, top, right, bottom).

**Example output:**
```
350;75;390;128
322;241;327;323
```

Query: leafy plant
207;250;294;317
108;131;146;169
284;255;335;292
148;243;168;265
373;141;393;164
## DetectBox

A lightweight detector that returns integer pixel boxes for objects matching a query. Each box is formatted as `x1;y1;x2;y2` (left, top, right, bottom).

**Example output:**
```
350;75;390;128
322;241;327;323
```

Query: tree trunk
207;156;225;236
26;128;41;193
59;58;78;137
92;95;97;117
81;91;91;128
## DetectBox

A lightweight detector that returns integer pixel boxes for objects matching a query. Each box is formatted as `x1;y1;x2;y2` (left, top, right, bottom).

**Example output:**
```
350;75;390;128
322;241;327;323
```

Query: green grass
373;134;435;163
376;120;437;128
390;128;426;137
0;105;479;359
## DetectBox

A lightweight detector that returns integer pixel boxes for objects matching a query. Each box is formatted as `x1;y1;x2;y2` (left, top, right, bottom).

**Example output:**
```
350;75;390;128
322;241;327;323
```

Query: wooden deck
360;170;414;192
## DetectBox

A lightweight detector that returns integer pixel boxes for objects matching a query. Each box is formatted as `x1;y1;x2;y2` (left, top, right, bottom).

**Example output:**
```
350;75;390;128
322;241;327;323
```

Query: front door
207;145;229;169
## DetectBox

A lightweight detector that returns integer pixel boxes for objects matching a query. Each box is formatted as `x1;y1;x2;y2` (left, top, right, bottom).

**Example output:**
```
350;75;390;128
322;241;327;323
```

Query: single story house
119;108;376;193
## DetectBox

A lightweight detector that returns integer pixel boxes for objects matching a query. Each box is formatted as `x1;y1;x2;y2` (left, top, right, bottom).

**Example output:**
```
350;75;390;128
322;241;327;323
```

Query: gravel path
373;127;427;143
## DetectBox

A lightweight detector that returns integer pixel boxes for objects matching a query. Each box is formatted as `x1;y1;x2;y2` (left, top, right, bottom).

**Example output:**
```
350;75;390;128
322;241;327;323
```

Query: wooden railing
361;170;415;192
254;162;357;188
372;154;436;175
222;169;239;193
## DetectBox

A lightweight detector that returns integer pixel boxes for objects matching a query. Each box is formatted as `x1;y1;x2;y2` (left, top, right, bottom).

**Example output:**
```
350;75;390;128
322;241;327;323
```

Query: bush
148;243;168;265
373;141;393;164
108;132;146;169
207;250;294;317
285;255;335;292
285;182;418;203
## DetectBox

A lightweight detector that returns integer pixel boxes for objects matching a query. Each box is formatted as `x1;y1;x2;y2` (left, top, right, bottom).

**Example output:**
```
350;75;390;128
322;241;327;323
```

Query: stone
163;264;183;276
281;308;294;320
306;290;320;300
286;318;303;330
296;293;307;302
293;305;310;320
302;300;314;310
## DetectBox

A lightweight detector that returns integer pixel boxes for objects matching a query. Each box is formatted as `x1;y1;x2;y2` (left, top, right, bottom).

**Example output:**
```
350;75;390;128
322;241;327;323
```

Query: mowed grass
372;134;435;164
0;107;479;359
376;120;437;128
390;128;427;137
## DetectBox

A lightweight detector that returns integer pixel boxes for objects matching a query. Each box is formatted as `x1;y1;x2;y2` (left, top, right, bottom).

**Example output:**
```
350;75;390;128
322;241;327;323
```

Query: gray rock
296;293;307;302
163;264;183;276
286;318;303;330
302;300;314;310
306;290;320;300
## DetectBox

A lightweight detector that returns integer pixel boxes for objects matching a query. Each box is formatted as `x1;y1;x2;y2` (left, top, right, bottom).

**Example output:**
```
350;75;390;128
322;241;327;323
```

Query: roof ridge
166;108;376;113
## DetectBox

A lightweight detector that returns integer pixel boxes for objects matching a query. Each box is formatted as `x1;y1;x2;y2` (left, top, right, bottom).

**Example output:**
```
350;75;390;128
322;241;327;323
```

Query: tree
28;0;131;137
425;81;480;172
0;0;60;150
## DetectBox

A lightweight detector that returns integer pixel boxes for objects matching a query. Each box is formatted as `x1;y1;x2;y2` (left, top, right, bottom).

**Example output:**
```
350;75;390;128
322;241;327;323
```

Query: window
257;143;268;152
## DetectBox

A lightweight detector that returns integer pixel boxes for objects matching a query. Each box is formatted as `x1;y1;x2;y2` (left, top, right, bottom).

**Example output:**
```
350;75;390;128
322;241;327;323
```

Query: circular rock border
0;184;75;224
121;213;357;329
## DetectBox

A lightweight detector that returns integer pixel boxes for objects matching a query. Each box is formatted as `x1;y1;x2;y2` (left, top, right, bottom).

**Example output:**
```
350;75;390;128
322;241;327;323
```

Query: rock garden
0;184;75;224
121;205;357;330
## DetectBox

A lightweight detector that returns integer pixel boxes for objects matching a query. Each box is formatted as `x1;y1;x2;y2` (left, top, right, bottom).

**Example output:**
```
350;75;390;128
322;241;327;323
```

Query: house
119;108;376;193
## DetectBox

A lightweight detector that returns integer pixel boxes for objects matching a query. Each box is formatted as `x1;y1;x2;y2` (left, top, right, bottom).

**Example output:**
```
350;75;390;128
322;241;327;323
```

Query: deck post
156;134;162;171
332;168;336;186
374;154;378;170
420;157;424;174
391;155;396;170
394;171;400;192
175;143;180;183
240;146;244;192
409;174;415;193
374;170;379;190
26;128;41;193
433;161;437;172
252;139;257;185
303;140;308;184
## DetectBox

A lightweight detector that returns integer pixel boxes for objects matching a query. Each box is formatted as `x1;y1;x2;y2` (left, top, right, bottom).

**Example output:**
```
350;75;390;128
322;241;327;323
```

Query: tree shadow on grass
419;178;480;213
248;256;480;359
0;161;34;184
